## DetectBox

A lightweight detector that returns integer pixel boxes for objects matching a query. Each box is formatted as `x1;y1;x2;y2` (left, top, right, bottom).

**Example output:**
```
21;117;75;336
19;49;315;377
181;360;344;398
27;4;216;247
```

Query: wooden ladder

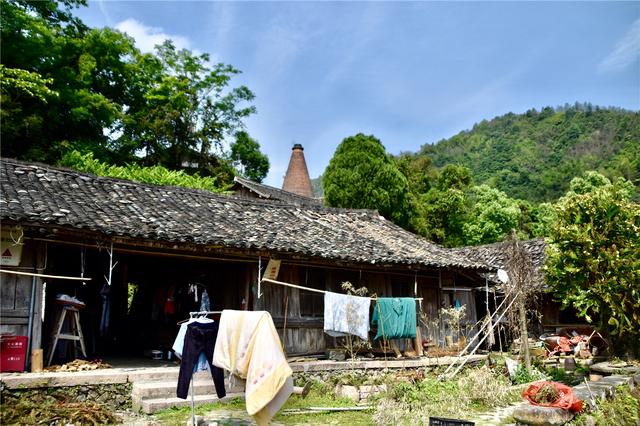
46;305;87;366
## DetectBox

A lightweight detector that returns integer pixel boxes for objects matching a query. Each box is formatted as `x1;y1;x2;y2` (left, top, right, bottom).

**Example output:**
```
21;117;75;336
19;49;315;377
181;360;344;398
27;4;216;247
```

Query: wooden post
519;299;531;370
31;349;43;372
414;327;423;356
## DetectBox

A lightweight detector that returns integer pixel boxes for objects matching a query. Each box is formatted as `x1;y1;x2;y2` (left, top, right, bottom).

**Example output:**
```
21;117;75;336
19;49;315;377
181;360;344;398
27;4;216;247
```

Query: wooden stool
46;304;87;366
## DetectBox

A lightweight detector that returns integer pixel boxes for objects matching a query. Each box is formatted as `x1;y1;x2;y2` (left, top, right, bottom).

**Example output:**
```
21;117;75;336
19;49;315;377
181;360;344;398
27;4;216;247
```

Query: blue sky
78;1;640;187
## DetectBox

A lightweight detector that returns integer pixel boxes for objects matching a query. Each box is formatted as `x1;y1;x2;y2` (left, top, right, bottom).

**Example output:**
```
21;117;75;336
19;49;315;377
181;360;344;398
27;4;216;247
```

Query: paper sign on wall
1;227;24;266
263;259;281;281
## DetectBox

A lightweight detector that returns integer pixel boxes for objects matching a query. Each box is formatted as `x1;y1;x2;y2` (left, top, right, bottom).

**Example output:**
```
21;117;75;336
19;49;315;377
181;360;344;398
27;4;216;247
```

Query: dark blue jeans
176;321;226;399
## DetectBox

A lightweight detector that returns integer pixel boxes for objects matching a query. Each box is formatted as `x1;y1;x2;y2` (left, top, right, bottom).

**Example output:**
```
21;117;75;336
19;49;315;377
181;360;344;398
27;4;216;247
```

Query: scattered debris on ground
44;359;112;372
0;392;121;425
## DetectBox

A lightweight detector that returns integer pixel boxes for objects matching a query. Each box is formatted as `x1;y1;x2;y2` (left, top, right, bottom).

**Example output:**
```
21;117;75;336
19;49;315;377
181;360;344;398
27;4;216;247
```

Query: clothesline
0;269;92;281
188;310;222;315
260;278;423;301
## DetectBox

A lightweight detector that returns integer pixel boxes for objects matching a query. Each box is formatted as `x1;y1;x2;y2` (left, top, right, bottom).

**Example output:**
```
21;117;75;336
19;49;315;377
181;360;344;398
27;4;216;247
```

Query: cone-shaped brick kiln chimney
282;144;314;198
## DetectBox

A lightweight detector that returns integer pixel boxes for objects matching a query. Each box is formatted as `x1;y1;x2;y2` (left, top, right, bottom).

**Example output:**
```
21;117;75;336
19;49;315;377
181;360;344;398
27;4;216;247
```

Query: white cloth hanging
323;291;370;340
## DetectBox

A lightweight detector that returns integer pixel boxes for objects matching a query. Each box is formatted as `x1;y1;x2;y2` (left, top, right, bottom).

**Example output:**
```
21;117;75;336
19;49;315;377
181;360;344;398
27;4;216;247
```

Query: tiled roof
0;159;492;271
452;238;546;288
232;176;323;207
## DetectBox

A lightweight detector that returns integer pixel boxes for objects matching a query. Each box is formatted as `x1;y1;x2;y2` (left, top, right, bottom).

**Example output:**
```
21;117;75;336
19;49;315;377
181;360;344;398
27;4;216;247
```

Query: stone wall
1;383;132;411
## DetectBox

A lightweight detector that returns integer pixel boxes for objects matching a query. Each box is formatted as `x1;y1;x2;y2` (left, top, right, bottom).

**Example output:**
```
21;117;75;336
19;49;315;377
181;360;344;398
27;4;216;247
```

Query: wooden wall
3;233;485;359
0;240;46;353
253;263;481;354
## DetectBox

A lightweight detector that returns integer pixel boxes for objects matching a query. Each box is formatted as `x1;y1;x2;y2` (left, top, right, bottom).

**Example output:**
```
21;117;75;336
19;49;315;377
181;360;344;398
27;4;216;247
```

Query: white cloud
96;0;113;27
115;18;192;53
598;18;640;73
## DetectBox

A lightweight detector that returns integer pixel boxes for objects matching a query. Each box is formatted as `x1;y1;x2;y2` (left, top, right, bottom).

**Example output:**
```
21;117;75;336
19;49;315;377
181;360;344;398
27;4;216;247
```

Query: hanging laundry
164;285;176;316
188;284;199;303
200;289;210;312
213;310;293;426
371;297;417;341
176;321;226;399
172;318;213;372
99;283;110;336
323;291;370;340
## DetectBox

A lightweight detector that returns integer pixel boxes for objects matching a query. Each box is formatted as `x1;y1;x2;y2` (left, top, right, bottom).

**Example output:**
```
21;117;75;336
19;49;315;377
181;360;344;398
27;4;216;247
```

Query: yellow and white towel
213;310;293;425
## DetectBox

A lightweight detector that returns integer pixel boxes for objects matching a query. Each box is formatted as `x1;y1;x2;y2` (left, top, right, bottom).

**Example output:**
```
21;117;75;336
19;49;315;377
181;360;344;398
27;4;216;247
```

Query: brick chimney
282;144;314;197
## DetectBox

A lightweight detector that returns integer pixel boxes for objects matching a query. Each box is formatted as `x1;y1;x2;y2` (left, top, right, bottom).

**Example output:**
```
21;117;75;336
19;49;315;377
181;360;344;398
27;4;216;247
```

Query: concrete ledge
2;355;487;389
289;355;486;373
126;366;180;383
1;369;129;389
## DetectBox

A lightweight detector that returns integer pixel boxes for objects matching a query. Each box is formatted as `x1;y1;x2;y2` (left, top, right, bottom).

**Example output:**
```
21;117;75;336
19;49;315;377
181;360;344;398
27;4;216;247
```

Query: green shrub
60;150;228;193
513;364;546;384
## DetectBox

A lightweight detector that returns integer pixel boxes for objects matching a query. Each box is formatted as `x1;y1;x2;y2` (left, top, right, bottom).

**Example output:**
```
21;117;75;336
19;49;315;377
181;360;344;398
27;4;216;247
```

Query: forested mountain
419;104;640;202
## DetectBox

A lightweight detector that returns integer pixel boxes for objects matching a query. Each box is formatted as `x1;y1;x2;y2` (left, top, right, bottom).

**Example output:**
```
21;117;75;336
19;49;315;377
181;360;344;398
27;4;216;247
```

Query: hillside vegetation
419;104;640;202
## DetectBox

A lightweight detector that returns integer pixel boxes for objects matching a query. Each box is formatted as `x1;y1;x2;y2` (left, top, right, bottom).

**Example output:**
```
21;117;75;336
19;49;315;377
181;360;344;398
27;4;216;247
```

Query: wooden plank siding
257;263;481;355
3;236;484;359
0;240;46;351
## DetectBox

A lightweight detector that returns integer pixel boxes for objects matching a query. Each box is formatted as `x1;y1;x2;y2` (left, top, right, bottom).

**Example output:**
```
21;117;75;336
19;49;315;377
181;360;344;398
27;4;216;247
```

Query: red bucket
0;335;28;372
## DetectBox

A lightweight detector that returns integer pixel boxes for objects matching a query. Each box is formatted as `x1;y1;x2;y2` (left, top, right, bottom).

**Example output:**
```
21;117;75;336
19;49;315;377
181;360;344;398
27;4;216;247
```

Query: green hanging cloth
371;297;416;341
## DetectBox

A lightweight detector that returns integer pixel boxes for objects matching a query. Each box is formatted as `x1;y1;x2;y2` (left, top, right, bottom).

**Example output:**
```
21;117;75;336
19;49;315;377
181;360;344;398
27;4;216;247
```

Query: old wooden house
454;238;585;338
1;157;494;368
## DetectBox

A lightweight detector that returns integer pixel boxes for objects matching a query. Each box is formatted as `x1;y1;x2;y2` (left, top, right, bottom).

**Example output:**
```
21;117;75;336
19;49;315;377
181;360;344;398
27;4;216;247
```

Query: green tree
1;0;259;180
1;0;140;163
323;134;411;226
395;153;437;195
421;105;640;202
545;172;640;352
412;164;472;246
229;131;270;182
528;202;556;238
462;185;522;245
120;40;256;175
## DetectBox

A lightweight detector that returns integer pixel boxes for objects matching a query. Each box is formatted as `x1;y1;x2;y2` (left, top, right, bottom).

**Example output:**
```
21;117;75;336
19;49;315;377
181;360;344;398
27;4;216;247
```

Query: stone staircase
131;368;244;414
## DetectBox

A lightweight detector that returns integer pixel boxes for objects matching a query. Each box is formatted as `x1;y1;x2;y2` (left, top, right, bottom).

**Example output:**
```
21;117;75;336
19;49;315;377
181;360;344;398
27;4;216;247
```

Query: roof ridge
2;158;383;216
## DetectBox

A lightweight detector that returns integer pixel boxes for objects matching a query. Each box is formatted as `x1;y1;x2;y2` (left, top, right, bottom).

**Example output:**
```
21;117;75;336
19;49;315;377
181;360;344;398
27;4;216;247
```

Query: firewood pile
44;359;112;372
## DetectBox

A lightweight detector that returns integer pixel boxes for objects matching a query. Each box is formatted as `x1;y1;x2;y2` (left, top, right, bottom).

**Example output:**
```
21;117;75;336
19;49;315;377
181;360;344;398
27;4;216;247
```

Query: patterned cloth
323;291;371;340
213;310;293;426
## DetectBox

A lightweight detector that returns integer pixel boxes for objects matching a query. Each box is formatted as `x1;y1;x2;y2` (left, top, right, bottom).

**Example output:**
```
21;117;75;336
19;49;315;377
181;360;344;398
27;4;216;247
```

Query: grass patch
273;380;374;425
153;383;374;425
154;396;246;424
373;367;523;425
569;385;640;426
545;367;585;386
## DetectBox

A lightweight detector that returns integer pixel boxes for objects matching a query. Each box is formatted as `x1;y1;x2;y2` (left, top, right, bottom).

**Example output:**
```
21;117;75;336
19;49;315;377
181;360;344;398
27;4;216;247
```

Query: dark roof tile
1;159;491;270
452;238;546;288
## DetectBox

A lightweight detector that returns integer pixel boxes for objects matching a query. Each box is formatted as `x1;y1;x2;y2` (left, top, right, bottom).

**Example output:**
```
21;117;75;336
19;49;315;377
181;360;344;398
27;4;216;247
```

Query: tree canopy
420;104;640;202
545;172;639;347
323;134;412;227
1;0;267;188
118;40;256;174
229;131;270;183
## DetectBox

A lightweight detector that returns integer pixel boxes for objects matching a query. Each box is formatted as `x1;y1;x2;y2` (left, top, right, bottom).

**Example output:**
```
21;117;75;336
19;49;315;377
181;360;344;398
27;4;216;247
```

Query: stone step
140;393;244;415
132;378;244;401
126;366;181;383
598;374;633;387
